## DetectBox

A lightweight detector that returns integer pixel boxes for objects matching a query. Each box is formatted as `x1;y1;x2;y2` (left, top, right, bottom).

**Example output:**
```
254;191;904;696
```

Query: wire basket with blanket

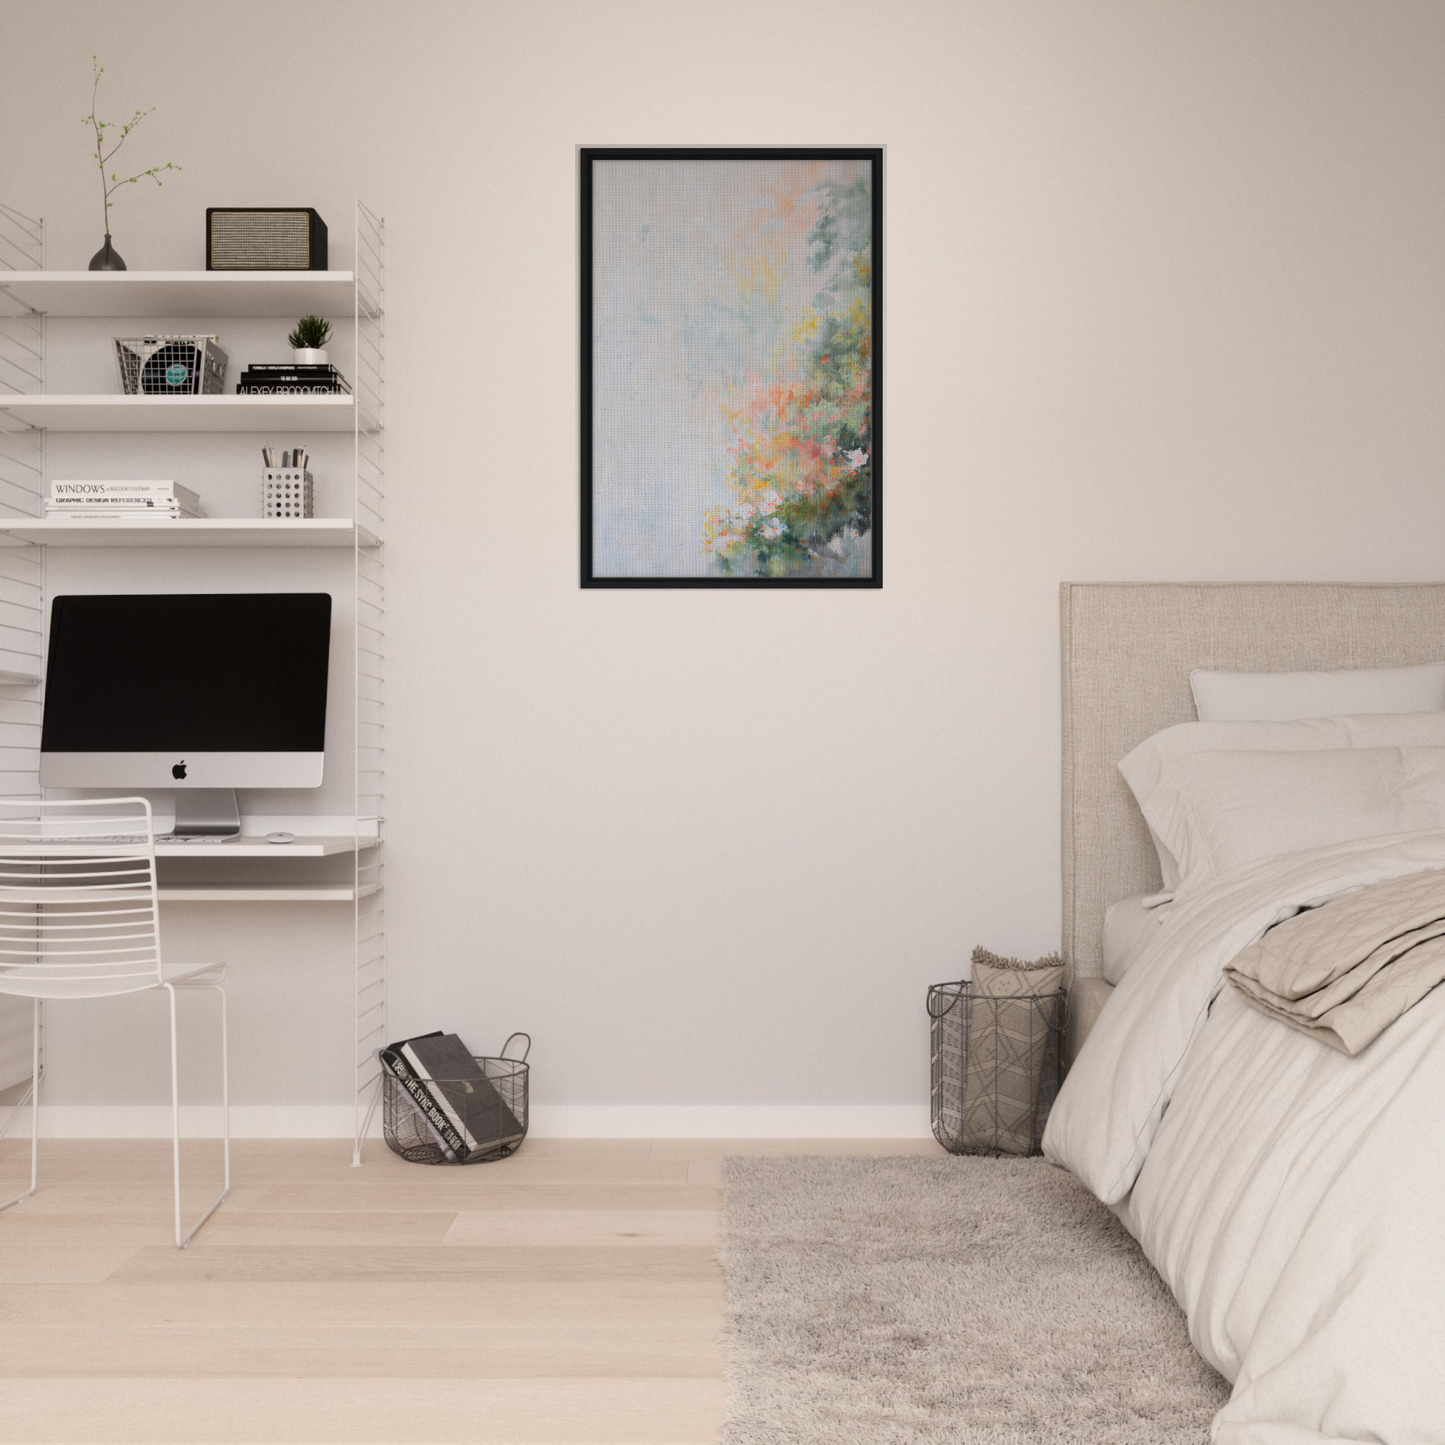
928;948;1066;1157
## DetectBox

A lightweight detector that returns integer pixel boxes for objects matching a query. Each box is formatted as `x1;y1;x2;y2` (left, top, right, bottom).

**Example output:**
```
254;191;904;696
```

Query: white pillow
1119;712;1445;893
1190;661;1445;722
1102;894;1166;985
1133;746;1445;900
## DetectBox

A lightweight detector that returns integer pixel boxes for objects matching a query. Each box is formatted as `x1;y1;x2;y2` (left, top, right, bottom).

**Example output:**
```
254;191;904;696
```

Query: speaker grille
209;211;312;270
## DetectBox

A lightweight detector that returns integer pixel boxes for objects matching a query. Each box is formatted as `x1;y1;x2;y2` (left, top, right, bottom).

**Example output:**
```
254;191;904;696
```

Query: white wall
3;0;1443;1134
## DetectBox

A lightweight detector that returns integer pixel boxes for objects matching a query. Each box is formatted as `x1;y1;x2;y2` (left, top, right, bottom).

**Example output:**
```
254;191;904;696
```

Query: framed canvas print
581;147;882;587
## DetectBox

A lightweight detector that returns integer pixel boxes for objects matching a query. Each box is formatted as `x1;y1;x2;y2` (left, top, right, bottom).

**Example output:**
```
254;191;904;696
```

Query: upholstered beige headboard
1061;581;1445;980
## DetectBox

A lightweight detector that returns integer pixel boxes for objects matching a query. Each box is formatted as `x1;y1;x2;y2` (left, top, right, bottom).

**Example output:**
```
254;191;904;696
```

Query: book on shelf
237;363;350;395
381;1031;525;1162
45;509;203;520
48;498;204;511
238;386;350;396
243;363;348;375
47;503;205;519
237;380;351;396
51;480;204;512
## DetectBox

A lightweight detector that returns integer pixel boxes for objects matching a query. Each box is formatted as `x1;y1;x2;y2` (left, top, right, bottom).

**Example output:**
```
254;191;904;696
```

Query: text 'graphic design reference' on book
48;480;205;519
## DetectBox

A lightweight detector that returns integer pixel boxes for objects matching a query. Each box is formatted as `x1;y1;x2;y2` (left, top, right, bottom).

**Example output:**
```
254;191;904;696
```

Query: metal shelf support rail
352;200;386;1164
0;203;45;1106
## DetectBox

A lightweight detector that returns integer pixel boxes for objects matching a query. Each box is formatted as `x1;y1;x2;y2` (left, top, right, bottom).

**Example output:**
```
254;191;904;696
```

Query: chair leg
164;982;230;1249
0;999;40;1214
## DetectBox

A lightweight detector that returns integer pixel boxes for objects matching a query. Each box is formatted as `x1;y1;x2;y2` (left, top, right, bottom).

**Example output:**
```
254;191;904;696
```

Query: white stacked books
48;481;205;520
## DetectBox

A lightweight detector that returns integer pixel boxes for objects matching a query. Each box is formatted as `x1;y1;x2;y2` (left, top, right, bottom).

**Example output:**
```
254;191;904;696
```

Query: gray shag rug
719;1156;1230;1444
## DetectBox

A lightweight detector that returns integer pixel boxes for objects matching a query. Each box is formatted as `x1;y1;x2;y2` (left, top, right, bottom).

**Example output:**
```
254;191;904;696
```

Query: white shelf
0;270;361;318
0;670;39;686
0;394;359;433
157;882;377;903
0;517;378;549
153;835;361;859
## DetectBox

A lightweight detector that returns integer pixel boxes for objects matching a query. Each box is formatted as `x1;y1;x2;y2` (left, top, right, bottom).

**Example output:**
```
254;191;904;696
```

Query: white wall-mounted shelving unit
0;200;388;1161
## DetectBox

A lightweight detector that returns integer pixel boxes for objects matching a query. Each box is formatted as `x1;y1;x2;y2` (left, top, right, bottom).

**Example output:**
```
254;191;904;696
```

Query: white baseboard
529;1105;933;1138
12;1103;932;1140
24;1105;371;1139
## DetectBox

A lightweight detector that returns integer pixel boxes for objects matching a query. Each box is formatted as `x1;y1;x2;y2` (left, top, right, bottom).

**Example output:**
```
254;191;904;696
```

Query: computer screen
40;592;332;790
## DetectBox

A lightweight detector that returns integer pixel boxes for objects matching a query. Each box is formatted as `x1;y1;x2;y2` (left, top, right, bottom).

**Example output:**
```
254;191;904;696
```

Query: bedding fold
1225;867;1445;1054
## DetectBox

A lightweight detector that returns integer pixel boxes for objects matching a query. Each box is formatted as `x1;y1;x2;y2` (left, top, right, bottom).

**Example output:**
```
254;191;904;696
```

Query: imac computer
40;593;332;837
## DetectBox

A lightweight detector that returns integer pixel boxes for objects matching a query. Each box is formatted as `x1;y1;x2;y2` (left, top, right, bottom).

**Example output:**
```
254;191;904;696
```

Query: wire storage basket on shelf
114;335;228;395
381;1033;529;1165
928;981;1066;1157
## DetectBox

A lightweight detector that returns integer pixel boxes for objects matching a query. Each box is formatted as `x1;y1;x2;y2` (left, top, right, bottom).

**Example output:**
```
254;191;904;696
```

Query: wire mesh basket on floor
382;1033;530;1165
928;981;1065;1157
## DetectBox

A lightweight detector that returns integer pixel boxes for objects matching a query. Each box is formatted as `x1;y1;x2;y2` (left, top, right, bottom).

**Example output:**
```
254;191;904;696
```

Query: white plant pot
293;348;328;365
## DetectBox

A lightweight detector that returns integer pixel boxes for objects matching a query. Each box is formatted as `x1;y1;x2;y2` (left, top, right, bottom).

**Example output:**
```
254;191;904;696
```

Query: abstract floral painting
581;148;882;586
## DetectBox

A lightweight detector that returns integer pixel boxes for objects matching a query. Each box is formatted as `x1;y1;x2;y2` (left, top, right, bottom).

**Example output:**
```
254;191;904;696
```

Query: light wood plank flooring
0;1137;936;1444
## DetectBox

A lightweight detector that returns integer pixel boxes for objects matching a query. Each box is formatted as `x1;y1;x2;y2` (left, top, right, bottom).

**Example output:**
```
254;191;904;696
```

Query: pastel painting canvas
583;151;880;584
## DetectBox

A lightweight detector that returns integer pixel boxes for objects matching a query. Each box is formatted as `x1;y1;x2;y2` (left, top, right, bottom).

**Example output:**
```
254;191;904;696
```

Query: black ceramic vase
88;234;126;271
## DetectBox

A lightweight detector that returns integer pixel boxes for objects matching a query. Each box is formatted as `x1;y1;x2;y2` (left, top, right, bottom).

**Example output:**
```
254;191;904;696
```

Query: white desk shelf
0;270;366;319
0;518;379;549
0;200;387;1164
158;882;380;903
0;394;360;433
154;835;363;859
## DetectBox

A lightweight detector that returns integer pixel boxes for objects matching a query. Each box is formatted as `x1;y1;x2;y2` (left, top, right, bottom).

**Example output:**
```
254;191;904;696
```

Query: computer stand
170;789;241;839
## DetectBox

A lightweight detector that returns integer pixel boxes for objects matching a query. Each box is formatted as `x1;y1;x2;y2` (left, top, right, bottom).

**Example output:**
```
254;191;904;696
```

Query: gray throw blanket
1225;867;1445;1055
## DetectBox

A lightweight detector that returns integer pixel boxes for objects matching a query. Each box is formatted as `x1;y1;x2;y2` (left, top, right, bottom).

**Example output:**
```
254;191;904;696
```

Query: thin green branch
82;56;180;235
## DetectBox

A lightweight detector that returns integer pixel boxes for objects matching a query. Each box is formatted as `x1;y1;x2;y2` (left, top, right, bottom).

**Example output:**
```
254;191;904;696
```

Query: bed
1046;581;1445;1445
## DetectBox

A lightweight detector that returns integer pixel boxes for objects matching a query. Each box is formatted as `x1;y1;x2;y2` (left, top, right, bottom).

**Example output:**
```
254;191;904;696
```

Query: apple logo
172;761;187;780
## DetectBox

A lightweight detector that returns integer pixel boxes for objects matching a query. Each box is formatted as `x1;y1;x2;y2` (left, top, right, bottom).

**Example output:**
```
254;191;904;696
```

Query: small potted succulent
288;315;332;365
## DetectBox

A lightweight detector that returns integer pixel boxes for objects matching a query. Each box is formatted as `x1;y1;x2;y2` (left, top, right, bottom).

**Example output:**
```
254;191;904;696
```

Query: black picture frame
580;147;883;588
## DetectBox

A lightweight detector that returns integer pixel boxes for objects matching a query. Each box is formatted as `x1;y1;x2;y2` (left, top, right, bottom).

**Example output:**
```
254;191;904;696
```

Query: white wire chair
0;797;228;1247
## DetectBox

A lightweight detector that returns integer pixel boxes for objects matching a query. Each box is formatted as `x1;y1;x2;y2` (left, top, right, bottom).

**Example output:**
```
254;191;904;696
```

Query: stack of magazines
236;363;351;395
48;480;205;519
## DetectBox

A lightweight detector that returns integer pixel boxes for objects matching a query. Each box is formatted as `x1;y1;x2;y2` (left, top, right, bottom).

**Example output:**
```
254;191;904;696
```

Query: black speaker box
206;208;328;271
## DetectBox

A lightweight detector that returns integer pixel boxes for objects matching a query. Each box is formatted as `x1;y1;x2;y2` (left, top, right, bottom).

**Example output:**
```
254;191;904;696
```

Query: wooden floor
0;1136;937;1444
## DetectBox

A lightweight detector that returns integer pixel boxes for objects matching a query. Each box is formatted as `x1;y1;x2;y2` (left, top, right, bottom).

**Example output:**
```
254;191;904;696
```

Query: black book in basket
406;1032;524;1159
378;1033;462;1160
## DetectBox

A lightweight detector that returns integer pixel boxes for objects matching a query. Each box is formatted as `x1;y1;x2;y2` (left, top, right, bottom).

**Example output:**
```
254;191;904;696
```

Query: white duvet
1044;831;1445;1445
